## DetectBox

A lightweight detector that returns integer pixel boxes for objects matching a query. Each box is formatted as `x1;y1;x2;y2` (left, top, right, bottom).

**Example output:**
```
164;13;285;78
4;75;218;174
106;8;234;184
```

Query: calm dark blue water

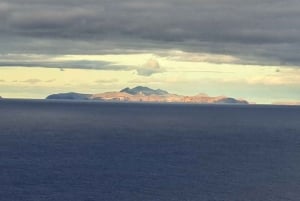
0;99;300;201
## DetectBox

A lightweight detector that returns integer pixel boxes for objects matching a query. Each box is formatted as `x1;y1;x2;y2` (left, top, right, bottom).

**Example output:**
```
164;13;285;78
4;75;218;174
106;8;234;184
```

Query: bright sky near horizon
1;0;300;104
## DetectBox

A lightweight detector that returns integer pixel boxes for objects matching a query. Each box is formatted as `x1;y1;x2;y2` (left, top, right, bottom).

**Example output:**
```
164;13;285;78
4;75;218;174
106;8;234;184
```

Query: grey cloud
137;59;165;76
11;9;96;29
0;54;165;76
0;2;11;16
1;0;300;66
95;79;119;84
21;79;42;84
20;79;56;84
46;79;56;83
0;59;132;71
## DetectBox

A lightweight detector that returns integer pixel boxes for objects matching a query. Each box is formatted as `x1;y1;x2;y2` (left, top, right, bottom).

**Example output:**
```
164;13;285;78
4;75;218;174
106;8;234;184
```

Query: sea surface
0;99;300;201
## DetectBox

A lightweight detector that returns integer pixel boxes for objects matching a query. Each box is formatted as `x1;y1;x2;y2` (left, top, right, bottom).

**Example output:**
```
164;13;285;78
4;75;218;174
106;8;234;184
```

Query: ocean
0;99;300;201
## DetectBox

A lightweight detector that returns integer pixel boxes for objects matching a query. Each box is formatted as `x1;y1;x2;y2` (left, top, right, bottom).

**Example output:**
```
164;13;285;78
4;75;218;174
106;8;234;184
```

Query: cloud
94;78;119;83
0;2;11;18
0;54;166;75
21;79;42;84
10;8;96;31
46;79;56;83
246;75;300;86
137;58;164;76
0;60;116;70
220;68;300;86
0;54;133;71
0;0;300;67
14;79;56;84
160;50;239;64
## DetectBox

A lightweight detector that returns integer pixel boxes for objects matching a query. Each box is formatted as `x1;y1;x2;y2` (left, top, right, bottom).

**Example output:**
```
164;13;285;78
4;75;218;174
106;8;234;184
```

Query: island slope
46;86;249;104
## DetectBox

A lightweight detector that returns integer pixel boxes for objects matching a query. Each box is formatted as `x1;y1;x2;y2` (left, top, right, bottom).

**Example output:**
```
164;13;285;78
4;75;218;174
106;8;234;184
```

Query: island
46;86;249;104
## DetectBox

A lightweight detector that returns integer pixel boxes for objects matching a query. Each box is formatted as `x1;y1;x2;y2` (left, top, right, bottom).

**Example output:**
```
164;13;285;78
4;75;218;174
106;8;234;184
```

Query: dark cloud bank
1;0;300;66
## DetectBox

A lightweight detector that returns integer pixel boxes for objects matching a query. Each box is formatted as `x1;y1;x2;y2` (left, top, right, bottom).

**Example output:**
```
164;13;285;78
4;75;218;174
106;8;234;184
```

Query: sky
1;0;300;104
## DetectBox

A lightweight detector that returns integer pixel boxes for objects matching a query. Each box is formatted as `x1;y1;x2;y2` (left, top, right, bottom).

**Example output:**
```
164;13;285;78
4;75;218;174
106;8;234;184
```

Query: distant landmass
272;101;300;106
46;92;91;100
46;86;249;104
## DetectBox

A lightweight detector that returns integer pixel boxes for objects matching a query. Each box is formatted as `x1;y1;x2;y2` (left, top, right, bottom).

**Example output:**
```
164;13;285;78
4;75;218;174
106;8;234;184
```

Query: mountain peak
120;86;169;96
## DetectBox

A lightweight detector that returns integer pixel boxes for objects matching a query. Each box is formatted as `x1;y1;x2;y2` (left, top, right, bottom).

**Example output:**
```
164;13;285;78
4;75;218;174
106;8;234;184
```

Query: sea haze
0;100;300;201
